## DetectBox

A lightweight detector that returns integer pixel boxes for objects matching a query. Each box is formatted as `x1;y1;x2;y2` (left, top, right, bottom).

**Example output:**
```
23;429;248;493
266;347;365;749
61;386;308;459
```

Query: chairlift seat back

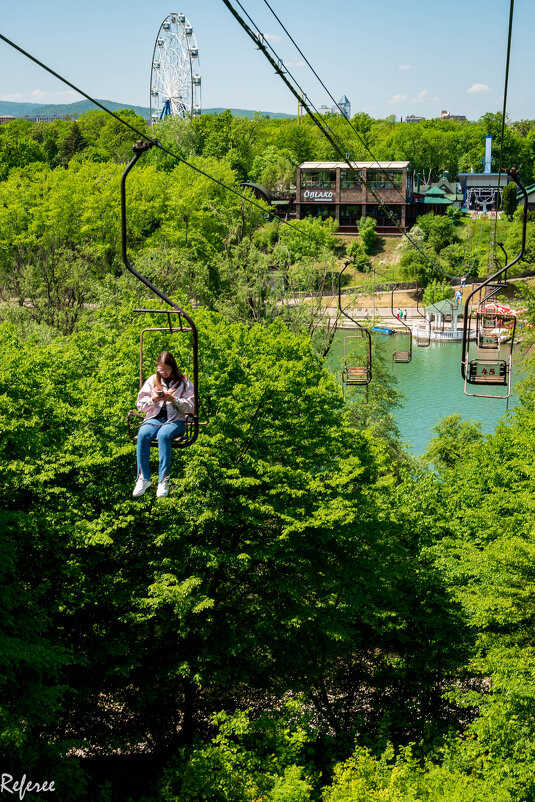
468;359;507;385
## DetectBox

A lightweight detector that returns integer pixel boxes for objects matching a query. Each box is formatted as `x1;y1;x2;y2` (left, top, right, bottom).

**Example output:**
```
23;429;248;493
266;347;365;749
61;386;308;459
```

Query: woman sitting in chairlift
133;351;194;499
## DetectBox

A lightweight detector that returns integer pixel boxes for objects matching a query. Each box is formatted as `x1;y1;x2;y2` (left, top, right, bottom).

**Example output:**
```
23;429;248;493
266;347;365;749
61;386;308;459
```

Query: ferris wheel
150;13;201;123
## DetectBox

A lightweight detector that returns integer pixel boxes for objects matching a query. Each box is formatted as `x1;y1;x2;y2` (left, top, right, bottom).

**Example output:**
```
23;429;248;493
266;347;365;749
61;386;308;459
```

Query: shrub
347;240;372;271
358;217;378;254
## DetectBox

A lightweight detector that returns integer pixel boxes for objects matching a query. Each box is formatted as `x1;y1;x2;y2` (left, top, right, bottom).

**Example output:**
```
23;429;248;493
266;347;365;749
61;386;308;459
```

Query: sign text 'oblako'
303;190;334;201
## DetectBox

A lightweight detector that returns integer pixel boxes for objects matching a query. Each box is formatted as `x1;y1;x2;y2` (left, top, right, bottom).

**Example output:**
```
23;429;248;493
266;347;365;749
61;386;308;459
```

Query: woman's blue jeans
136;418;186;482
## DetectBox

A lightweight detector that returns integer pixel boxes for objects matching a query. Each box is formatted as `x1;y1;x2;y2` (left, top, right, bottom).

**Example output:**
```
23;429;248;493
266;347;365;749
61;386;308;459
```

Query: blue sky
0;0;533;121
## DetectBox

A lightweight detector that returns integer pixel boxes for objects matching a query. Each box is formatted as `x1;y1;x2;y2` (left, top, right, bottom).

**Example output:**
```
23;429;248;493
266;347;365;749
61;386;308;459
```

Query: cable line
221;0;453;280
234;0;430;212
0;31;320;245
232;0;522;291
260;0;410;193
0;24;447;276
491;0;516;268
235;0;406;196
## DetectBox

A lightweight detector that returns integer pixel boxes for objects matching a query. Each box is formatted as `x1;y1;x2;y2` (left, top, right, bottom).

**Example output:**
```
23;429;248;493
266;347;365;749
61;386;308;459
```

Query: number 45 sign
474;361;505;379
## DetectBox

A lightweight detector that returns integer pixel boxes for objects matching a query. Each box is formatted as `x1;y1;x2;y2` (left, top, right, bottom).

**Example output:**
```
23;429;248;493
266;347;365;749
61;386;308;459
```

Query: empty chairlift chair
391;288;413;363
476;311;515;350
476;312;499;349
464;354;512;399
342;333;372;387
416;328;431;347
460;167;528;400
464;312;516;398
392;329;412;363
337;261;373;390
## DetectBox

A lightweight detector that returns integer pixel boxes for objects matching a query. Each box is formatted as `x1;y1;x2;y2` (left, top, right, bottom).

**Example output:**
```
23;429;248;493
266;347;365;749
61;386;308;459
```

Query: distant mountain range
0;99;295;120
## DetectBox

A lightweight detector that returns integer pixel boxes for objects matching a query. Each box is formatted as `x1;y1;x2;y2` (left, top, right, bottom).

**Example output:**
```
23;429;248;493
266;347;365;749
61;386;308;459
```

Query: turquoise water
327;332;522;455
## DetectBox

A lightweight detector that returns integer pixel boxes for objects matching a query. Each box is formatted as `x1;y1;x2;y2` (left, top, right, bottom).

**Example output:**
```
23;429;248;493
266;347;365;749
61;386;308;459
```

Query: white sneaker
157;478;169;498
133;477;152;497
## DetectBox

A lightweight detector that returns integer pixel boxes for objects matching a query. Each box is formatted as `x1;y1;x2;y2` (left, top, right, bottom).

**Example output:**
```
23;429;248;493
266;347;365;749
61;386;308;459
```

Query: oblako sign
303;190;334;201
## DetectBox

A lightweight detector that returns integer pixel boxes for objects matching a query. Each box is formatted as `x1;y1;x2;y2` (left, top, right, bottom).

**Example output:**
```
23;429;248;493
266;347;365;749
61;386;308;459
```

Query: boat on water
372;326;394;335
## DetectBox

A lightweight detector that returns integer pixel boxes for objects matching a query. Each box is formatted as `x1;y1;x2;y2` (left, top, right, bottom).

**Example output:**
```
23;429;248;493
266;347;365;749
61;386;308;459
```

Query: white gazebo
413;299;469;342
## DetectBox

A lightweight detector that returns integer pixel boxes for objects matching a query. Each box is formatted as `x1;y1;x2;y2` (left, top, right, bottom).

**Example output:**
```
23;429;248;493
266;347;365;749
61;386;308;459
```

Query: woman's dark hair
154;352;186;391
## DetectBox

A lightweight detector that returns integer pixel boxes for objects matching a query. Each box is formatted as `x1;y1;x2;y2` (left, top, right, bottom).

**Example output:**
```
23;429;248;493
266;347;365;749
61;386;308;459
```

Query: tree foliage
501;180;518;220
0;305;467;795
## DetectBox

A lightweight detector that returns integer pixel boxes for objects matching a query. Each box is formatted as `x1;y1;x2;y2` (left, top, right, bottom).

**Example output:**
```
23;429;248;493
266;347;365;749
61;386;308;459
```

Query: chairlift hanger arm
121;141;200;446
121;142;182;312
390;287;411;330
121;141;198;334
337;261;372;382
415;281;426;318
497;241;508;281
338;261;364;329
461;169;528;378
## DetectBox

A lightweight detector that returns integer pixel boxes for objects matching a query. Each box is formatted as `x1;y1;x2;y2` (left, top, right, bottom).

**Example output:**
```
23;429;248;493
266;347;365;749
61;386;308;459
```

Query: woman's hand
162;392;175;402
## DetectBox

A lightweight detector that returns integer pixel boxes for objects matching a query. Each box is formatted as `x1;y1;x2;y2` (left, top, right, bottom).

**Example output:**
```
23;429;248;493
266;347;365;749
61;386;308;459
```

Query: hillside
0;99;295;120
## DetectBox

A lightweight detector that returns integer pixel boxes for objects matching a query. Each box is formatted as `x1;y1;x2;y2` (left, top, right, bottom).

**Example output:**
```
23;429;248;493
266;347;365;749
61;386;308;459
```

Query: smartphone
157;390;165;396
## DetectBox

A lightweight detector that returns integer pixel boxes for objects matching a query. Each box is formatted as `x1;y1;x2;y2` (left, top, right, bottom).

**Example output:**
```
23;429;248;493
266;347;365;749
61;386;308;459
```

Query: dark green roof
517;183;535;200
425;186;448;197
423;195;452;204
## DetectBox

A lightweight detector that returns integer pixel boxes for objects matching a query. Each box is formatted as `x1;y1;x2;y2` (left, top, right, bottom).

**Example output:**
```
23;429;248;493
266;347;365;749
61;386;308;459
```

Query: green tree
0;306;467;787
58;121;87;165
76;108;149;163
0;126;46;179
424;413;483;469
422;279;454;307
277;215;338;262
358;216;378;254
347;240;371;271
249;146;296;195
417;212;458;252
400;249;442;285
160;703;316;801
501;180;518;220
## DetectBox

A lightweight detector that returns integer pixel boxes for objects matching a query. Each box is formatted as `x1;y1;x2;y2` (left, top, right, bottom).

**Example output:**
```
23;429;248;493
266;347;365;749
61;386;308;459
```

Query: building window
340;169;363;189
366;205;401;225
300;204;336;220
300;170;336;189
339;205;362;225
366;170;402;190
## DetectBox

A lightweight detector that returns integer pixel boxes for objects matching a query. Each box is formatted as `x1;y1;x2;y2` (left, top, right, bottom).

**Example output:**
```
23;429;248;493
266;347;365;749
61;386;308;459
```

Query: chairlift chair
475;311;500;349
415;323;431;347
126;309;201;448
392;329;412;363
460;168;528;399
464;354;512;399
341;333;372;386
337;263;372;388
